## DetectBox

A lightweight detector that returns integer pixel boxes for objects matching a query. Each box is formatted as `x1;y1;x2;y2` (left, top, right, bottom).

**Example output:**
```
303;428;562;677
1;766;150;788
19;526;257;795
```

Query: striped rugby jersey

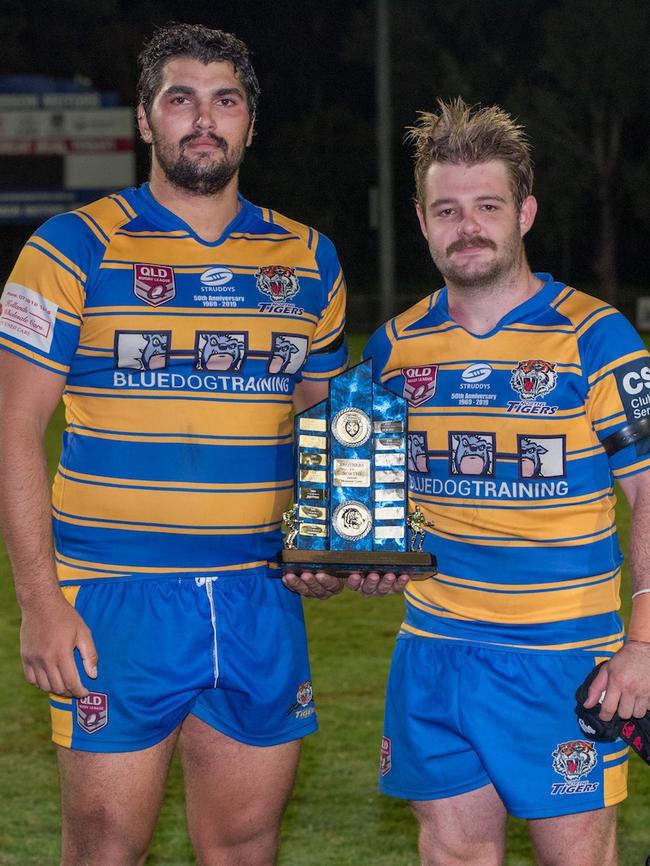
0;184;347;584
363;274;650;652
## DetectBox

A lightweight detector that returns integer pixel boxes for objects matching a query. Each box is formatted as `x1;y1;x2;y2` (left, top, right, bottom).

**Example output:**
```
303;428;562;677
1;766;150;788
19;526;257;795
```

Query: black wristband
601;417;650;456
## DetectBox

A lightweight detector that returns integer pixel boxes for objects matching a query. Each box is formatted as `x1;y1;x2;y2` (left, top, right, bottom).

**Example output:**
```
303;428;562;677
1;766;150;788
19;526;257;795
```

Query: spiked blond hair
407;98;533;211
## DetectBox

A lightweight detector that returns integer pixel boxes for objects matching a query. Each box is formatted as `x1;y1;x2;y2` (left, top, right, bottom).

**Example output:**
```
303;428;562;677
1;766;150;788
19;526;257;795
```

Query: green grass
1;337;649;865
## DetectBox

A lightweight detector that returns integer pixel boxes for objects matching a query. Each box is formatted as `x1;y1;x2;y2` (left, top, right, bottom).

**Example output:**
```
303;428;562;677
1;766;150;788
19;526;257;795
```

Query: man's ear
519;195;538;238
415;202;428;240
246;114;255;148
137;104;153;144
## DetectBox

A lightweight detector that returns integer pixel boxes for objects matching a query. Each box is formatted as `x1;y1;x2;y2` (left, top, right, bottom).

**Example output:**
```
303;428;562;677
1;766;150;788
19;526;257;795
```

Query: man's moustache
180;133;228;151
447;238;496;254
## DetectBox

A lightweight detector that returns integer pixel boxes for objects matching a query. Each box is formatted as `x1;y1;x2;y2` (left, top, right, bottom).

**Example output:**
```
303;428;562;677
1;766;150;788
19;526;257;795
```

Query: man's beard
433;231;523;290
152;130;247;195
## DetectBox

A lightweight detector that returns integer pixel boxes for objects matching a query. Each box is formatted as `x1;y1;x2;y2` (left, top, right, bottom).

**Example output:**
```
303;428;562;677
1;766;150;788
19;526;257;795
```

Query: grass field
1;336;649;865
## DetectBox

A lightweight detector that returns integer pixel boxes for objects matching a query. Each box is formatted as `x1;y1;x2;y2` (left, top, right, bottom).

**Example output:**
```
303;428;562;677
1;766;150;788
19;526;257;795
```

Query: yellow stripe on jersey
399;623;625;653
302;359;348;380
430;525;616;548
59;469;289;490
54;513;282;535
56;555;270;580
406;572;620;625
109;193;137;219
53;479;288;528
60;393;293;438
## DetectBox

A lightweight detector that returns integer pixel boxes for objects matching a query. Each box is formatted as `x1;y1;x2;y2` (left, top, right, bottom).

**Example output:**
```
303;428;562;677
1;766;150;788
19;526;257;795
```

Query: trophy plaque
281;360;437;579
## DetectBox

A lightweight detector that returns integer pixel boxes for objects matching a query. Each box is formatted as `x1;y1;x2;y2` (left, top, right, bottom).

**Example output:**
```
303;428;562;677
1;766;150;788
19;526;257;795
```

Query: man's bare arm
584;470;650;720
0;351;97;697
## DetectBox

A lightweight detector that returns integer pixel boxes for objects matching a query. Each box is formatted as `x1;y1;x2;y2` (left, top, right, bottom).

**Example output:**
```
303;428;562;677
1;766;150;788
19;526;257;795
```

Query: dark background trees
1;0;649;327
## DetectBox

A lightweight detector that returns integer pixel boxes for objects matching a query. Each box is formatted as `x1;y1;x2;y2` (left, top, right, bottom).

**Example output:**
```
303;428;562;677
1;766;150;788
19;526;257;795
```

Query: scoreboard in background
0;75;135;224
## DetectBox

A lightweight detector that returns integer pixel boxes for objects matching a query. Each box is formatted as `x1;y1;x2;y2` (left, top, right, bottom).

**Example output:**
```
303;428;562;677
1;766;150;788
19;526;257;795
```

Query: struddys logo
380;735;392;776
287;680;315;720
257;265;303;315
133;264;176;307
402;366;438;407
76;692;109;734
550;740;599;796
507;359;559;415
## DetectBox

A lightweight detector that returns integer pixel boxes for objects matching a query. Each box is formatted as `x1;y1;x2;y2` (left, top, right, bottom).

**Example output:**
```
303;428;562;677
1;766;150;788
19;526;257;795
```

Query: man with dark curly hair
0;22;349;865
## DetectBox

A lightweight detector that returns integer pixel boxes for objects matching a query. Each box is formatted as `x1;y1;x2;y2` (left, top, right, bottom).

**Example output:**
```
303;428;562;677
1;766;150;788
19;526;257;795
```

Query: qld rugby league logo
402;365;438;407
552;740;597;782
76;692;109;734
133;264;176;307
256;265;300;302
510;359;557;401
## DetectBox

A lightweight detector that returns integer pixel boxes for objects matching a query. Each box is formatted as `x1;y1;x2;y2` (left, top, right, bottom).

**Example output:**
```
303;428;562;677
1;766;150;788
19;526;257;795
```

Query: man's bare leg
178;714;301;866
411;783;508;866
58;729;178;866
528;806;618;866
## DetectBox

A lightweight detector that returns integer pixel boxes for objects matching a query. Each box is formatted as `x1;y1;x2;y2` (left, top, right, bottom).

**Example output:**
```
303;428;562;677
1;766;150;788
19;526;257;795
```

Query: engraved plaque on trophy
281;360;437;578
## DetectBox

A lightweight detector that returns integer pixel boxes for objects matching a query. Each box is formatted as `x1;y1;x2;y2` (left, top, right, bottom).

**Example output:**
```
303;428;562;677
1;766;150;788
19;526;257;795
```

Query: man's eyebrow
429;194;508;207
162;85;245;99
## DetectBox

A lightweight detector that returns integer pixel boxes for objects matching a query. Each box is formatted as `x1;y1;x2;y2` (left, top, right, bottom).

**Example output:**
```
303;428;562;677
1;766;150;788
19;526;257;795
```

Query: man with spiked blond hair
364;97;650;866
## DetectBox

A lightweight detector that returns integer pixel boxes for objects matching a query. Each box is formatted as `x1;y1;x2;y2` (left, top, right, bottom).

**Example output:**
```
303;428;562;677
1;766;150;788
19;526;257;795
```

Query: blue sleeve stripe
613;461;650;479
25;240;87;288
0;340;69;375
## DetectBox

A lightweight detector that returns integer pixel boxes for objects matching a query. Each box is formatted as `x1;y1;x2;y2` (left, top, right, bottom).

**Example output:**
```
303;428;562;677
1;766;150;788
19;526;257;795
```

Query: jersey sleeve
0;211;97;375
362;321;396;387
581;306;650;478
300;232;348;381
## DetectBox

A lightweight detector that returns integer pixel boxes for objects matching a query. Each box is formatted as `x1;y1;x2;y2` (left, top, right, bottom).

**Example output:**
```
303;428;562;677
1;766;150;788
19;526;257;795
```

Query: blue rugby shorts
378;634;628;818
49;569;317;751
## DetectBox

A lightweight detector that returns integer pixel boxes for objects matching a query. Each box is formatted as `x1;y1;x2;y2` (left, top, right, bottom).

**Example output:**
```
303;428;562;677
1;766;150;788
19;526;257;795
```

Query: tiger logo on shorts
510;359;557;401
551;740;597;782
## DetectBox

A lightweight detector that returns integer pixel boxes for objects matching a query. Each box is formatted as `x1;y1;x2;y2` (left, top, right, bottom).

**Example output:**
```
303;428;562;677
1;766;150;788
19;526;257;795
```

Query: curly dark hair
137;22;260;119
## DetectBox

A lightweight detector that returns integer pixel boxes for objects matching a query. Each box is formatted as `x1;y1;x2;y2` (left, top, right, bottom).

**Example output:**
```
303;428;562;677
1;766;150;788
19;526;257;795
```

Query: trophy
281;360;437;579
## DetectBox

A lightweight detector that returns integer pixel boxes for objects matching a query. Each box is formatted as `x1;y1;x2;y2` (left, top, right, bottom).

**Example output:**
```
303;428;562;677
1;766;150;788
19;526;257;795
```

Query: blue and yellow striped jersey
363;274;650;652
0;184;348;583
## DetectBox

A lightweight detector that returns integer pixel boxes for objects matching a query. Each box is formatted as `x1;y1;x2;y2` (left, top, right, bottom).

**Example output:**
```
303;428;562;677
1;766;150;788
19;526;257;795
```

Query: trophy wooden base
281;548;437;580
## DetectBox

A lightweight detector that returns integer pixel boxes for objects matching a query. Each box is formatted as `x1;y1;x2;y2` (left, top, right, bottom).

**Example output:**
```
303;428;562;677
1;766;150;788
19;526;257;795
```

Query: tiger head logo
552;740;597;782
256;265;300;302
510;359;557;401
